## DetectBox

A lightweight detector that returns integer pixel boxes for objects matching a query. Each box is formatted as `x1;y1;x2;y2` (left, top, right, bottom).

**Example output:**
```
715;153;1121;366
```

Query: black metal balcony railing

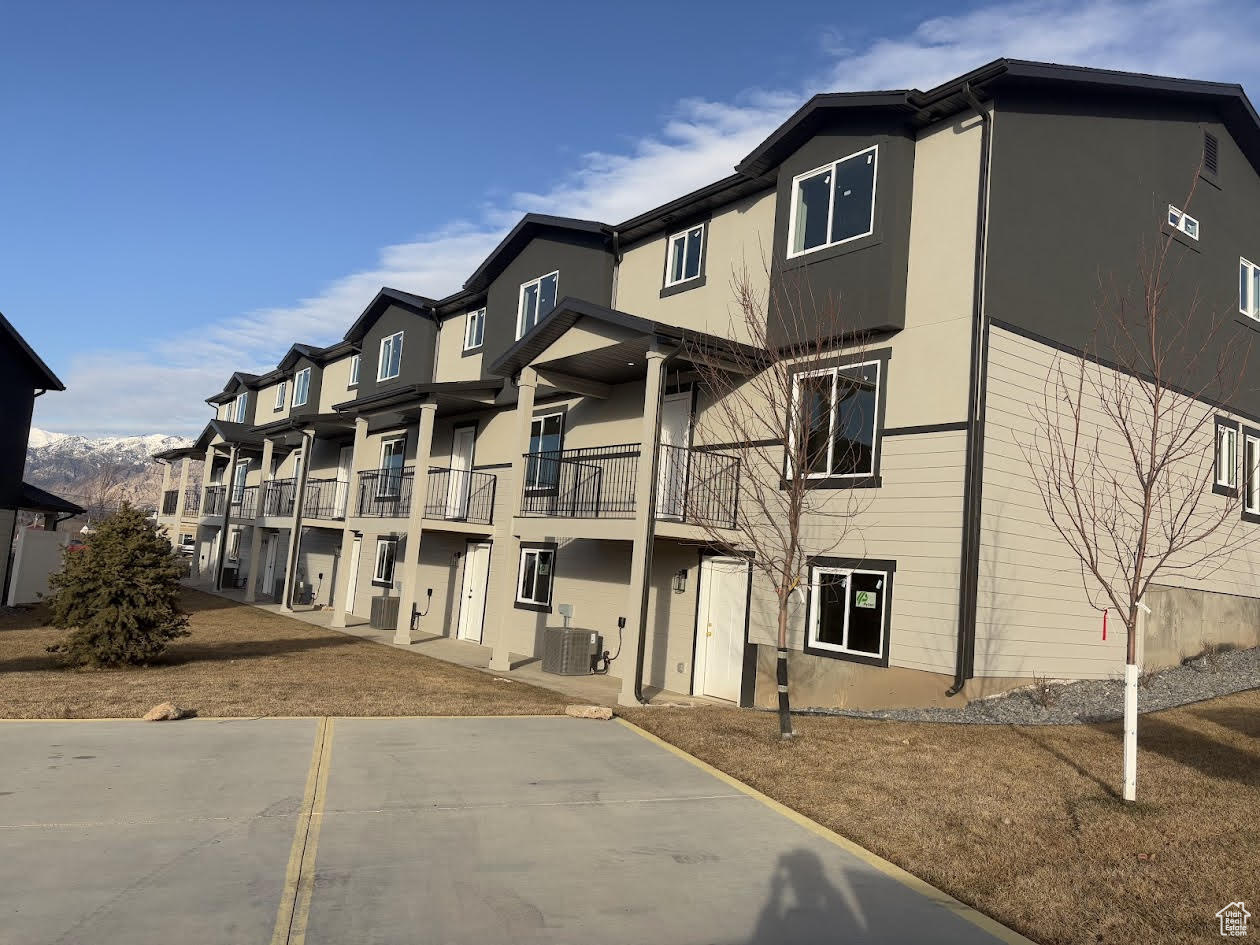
424;467;496;525
356;466;414;517
203;485;227;517
304;477;349;520
520;444;640;520
657;444;741;529
161;489;178;516
184;487;201;516
231;485;258;519
262;477;297;517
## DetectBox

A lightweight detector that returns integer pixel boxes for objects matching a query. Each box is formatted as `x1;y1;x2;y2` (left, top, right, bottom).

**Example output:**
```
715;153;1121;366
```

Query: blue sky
4;0;1260;437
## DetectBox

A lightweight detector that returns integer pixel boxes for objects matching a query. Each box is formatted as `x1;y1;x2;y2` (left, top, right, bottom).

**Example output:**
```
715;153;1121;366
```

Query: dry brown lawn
0;588;565;718
622;695;1259;945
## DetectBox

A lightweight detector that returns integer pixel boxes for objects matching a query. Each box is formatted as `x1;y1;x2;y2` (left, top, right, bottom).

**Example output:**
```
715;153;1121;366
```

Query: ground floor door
262;533;279;597
344;536;362;616
456;542;492;642
694;556;750;703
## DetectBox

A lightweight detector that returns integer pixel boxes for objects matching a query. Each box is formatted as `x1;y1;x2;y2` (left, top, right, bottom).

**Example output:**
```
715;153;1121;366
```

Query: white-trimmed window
1240;258;1260;319
517;271;558;339
378;331;404;381
291;367;311;407
378;436;406;498
807;565;889;660
524;412;564;492
1245;432;1260;515
464;308;486;350
1168;205;1199;240
1216;420;1239;489
516;546;555;607
349;354;361;387
231;460;250;502
790;360;880;479
373;538;397;586
232;392;248;423
665;225;705;287
788;146;877;258
274;381;286;410
227;527;243;562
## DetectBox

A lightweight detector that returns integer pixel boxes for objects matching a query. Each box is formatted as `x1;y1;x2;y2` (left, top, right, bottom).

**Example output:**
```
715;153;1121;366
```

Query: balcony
424;467;496;526
262;478;297;517
356;466;414;518
519;442;739;528
161;489;178;516
203;485;227;517
184;487;201;516
304;477;349;520
230;485;258;519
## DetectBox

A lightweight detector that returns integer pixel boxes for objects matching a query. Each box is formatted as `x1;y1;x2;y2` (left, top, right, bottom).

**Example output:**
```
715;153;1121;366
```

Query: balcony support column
331;417;370;628
619;344;672;707
159;461;172;516
280;430;313;611
489;367;537;672
244;436;274;602
214;445;240;592
395;400;437;644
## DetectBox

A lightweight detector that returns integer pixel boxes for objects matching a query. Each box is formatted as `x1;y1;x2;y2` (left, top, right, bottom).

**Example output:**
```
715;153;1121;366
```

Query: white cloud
35;0;1260;437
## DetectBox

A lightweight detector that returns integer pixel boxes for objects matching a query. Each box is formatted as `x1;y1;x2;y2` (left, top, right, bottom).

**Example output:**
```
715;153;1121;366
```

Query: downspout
609;229;622;310
948;84;993;697
632;342;679;703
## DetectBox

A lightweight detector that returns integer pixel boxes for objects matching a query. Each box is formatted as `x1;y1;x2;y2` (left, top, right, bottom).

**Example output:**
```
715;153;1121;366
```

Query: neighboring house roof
18;481;84;515
0;310;64;391
205;372;263;405
151;444;204;462
463;214;611;294
189;419;266;451
343;287;439;344
276;343;322;372
332;379;504;417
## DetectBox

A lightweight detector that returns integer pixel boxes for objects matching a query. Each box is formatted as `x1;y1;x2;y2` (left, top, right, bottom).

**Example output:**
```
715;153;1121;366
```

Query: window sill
802;641;889;667
371;579;394;589
1160;225;1200;253
1213;482;1238;498
461;345;484;357
660;274;707;299
782;235;882;271
1235;315;1260;334
781;474;881;491
1243;509;1260;525
514;599;552;614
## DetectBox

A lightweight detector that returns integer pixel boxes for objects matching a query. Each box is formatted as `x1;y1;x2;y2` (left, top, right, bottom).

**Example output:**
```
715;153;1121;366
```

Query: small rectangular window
517;271;559;339
807;566;889;660
292;368;311;407
1217;421;1239;489
349;354;361;388
788;146;877;258
378;331;404;381
373;538;397;586
1245;433;1260;515
516;547;555;607
228;527;243;562
789;360;881;480
1240;258;1260;320
665;225;705;287
464;308;486;350
274;382;286;410
1168;205;1199;240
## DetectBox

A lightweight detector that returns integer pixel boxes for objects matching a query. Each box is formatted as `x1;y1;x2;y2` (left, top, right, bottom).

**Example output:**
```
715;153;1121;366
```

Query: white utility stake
1123;599;1150;802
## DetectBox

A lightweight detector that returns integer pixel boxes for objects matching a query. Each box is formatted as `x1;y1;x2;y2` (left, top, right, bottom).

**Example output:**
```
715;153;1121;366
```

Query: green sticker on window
854;590;877;609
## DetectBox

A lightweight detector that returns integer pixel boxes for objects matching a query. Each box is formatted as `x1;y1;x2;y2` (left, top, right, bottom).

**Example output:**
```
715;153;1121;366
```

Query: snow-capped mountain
24;428;193;512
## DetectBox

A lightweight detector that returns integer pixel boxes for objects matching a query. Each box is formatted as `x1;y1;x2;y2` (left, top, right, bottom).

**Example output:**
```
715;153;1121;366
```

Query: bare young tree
1021;186;1249;800
84;459;129;521
680;261;873;739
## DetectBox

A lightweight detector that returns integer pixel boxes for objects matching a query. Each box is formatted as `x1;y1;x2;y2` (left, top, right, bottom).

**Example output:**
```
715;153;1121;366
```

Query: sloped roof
0;311;64;390
463;214;611;294
19;481;83;515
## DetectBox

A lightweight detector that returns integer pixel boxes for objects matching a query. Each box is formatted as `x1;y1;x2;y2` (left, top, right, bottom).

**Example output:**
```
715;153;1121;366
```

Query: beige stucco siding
615;190;776;340
256;382;289;423
319;355;358;412
434;312;485;383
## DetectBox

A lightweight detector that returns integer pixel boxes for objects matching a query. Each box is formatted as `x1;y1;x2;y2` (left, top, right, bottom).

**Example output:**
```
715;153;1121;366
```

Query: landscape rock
565;704;613;720
142;702;188;721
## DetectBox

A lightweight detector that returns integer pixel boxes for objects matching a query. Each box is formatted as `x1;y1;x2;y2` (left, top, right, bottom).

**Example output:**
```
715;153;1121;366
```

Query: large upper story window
349;354;361;388
232;392;248;423
790;359;881;482
1240;259;1260;320
517;271;558;339
274;381;286;411
665;225;705;287
788;146;877;258
291;367;311;407
378;331;404;381
464;308;486;351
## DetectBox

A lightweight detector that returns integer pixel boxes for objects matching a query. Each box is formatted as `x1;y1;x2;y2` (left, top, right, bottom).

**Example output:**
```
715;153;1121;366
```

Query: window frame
464;308;486;351
1167;205;1200;241
377;331;404;382
786;145;878;260
372;537;398;587
1244;427;1260;522
227;527;243;562
1240;258;1260;320
663;224;706;289
802;557;895;666
515;543;557;612
524;410;565;494
377;435;407;498
348;354;361;388
784;351;888;490
274;381;286;411
516;270;559;340
1215;417;1240;496
232;392;248;423
291;367;311;408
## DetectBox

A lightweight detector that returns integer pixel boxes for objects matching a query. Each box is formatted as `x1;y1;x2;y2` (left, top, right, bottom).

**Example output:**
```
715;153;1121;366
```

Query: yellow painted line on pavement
271;716;333;945
614;717;1038;945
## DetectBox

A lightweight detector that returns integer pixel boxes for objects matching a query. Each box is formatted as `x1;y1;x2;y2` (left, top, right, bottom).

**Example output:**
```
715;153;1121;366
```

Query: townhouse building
156;59;1260;709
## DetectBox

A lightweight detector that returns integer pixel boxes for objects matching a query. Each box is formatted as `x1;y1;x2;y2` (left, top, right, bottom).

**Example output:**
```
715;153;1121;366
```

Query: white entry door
694;556;750;702
656;391;692;519
456;542;492;642
446;427;475;519
344;536;362;617
262;533;279;596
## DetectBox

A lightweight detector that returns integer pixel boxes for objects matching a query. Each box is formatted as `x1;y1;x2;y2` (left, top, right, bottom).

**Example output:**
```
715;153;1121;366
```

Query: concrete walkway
193;581;703;707
0;716;1032;945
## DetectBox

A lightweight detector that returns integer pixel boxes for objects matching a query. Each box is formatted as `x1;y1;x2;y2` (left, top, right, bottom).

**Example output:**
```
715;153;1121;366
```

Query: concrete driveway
0;716;1030;945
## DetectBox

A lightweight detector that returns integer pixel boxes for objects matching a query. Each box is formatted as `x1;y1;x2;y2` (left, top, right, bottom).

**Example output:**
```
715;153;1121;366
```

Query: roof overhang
0;311;64;391
332;379;505;418
463;214;611;294
205;372;263;405
152;444;203;462
252;413;357;439
343;288;439;344
19;482;84;515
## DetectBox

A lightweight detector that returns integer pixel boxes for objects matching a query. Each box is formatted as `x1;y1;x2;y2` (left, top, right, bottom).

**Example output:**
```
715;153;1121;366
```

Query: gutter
949;84;994;697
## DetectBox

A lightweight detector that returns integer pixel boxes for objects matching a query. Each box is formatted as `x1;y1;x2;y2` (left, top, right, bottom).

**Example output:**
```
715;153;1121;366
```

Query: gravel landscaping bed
806;645;1260;725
